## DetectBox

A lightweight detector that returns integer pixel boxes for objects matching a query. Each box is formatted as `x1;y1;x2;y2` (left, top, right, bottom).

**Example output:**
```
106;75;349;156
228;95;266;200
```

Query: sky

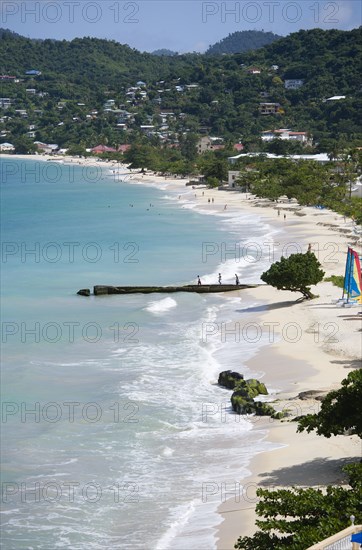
0;0;361;52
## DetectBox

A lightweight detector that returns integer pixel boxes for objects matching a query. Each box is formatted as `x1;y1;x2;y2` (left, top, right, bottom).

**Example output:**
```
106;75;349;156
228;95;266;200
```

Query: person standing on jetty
218;273;222;285
197;276;202;286
235;274;240;285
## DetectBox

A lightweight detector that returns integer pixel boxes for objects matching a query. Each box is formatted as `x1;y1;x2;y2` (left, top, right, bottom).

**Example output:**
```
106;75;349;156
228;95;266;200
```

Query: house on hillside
285;79;304;90
261;129;311;144
233;143;244;152
197;136;224;154
25;70;41;76
104;99;116;110
0;75;16;81
259;103;282;115
247;67;261;74
324;95;346;101
0;98;13;109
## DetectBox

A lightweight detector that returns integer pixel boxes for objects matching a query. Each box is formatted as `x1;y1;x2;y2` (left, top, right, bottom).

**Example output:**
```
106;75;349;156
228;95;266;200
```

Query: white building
285;79;304;90
0;142;15;151
261;129;311;144
228;152;331;165
325;95;346;101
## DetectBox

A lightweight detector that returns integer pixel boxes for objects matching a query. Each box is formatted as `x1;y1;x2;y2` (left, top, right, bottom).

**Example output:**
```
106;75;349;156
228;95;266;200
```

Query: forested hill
206;30;282;54
0;28;23;39
0;33;175;89
0;27;361;148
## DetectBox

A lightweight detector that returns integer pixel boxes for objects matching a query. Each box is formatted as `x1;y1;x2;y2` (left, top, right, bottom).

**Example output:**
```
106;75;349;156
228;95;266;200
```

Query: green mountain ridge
206;30;283;54
0;27;361;149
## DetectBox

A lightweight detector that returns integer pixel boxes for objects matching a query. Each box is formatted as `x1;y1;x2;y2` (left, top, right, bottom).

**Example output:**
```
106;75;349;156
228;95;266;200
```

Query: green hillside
0;27;361;149
206;30;282;54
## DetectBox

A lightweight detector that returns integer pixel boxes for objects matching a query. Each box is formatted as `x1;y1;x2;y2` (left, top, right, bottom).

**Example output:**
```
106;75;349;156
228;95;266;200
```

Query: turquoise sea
1;158;280;549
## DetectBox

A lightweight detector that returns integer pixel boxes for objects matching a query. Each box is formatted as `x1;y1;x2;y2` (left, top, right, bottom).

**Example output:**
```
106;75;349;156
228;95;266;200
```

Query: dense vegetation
206;30;282;55
298;370;362;439
0;27;361;150
234;154;362;224
235;370;362;549
151;49;178;56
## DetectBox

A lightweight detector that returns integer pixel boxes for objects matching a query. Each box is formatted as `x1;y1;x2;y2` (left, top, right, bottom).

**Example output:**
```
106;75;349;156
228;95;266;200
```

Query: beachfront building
285;79;304;89
259;103;282;115
91;144;117;154
228;170;241;188
34;142;59;154
0;142;15;152
261;129;312;144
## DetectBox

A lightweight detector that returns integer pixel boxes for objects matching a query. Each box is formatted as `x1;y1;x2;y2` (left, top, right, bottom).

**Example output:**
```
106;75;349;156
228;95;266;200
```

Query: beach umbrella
351;532;362;543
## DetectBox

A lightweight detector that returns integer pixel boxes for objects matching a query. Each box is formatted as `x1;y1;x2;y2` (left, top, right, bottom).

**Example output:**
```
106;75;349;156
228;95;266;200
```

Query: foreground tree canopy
298;370;362;438
235;371;362;549
234;464;362;550
260;251;325;299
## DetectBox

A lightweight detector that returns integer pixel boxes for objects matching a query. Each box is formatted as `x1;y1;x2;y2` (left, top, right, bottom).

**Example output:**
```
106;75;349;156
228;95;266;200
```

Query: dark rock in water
231;392;278;416
228;376;274;416
230;392;255;414
246;378;268;396
218;370;244;389
77;289;90;296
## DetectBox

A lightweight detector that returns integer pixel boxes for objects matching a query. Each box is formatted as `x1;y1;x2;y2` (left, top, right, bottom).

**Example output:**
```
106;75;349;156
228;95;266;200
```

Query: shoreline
5;153;362;549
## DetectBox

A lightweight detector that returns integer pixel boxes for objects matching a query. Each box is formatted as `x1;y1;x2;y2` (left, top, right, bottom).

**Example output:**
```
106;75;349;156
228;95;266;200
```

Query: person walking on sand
197;276;202;286
235;274;240;285
283;213;286;220
218;273;222;285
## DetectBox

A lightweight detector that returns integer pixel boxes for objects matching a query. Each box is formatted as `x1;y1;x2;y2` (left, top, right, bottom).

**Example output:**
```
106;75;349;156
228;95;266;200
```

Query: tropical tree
260;252;325;299
234;466;362;550
298;370;362;438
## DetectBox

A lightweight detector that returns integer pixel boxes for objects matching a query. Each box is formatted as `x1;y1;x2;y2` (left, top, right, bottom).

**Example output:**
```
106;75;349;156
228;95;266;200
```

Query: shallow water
1;159;280;549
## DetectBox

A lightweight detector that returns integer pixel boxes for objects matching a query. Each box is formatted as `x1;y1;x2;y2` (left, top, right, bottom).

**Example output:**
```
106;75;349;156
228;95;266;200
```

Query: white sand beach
4;153;361;548
123;161;361;548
